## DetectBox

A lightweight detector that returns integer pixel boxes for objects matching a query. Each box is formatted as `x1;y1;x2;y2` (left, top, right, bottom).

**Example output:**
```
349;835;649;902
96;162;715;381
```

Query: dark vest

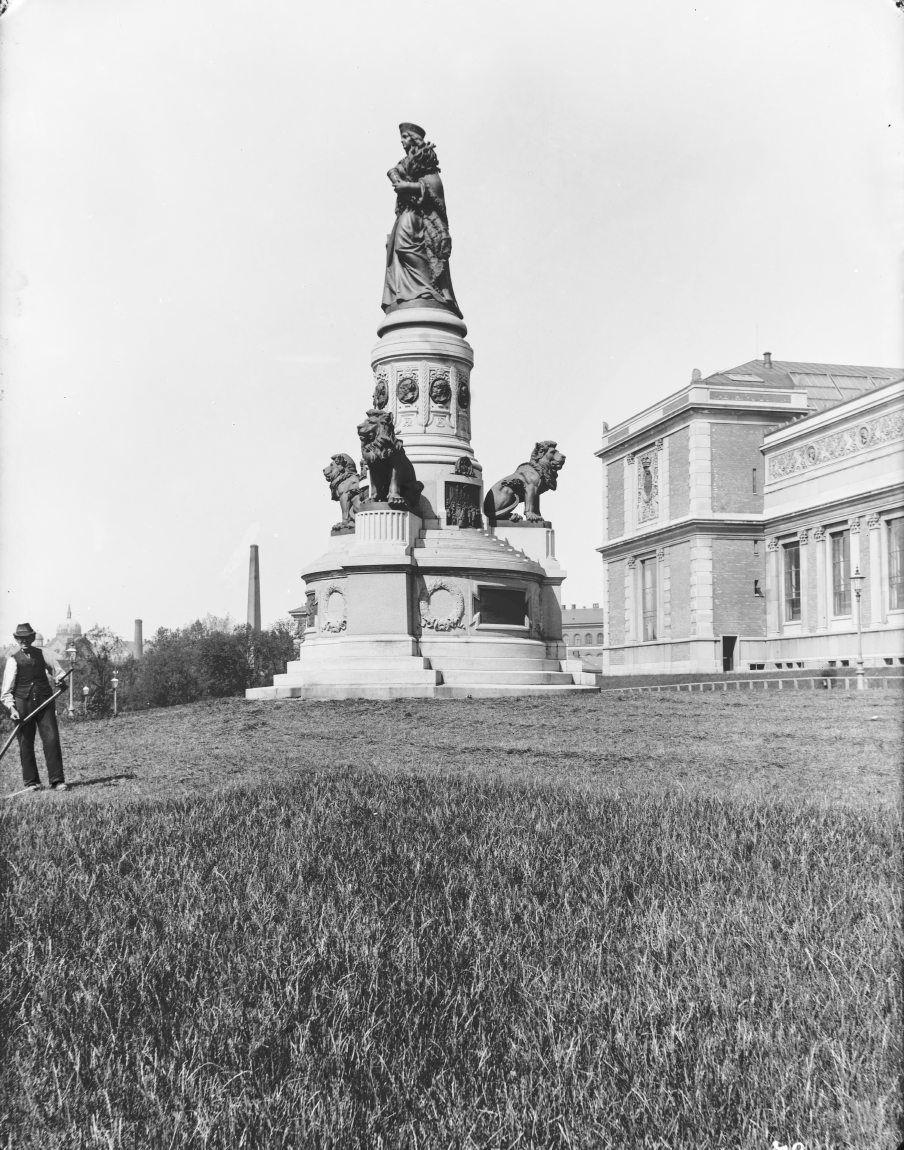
13;647;52;703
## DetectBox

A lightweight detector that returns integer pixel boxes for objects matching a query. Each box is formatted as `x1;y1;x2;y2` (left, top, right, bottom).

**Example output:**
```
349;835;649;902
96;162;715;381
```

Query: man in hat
1;623;69;791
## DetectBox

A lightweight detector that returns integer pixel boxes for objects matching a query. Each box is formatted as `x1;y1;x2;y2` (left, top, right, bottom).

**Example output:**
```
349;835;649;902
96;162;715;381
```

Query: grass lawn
0;693;900;1148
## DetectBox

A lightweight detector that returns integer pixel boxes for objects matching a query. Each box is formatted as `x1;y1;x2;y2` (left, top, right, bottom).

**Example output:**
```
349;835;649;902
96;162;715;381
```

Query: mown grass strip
1;771;900;1149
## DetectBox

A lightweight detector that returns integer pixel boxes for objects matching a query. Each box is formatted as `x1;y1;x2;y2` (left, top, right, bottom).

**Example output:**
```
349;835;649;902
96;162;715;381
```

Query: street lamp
82;684;90;717
849;566;866;691
111;675;119;718
66;645;77;719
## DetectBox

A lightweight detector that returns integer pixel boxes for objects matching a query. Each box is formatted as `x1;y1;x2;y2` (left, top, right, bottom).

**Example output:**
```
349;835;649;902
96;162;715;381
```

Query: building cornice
597;514;766;557
598;384;808;460
763;482;904;535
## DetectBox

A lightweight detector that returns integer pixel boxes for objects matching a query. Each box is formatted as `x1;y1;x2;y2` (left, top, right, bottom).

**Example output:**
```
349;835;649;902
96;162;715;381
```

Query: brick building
596;357;903;675
561;604;605;657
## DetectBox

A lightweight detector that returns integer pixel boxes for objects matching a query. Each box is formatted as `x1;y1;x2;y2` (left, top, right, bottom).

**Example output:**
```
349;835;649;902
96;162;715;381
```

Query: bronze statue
483;442;566;528
382;123;461;317
323;454;367;534
357;410;424;512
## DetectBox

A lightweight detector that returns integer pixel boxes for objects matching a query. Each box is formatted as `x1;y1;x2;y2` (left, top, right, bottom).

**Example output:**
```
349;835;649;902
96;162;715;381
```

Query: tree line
57;617;296;718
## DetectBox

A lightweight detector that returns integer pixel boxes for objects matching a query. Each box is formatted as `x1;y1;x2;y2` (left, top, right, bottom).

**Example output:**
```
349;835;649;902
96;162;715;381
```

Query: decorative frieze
768;409;904;480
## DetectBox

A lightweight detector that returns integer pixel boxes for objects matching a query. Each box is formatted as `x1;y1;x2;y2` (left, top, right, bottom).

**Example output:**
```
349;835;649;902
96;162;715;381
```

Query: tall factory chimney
134;619;143;658
247;545;262;634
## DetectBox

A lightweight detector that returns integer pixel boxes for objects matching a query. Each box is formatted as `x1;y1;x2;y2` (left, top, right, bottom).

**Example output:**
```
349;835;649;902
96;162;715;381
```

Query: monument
248;124;597;698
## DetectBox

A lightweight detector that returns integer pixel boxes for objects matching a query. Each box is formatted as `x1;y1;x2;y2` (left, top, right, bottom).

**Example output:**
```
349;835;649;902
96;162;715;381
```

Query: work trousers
15;692;65;787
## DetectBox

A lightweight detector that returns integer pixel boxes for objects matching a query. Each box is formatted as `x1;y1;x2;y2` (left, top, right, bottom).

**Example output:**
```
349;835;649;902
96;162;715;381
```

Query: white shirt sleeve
1;656;18;711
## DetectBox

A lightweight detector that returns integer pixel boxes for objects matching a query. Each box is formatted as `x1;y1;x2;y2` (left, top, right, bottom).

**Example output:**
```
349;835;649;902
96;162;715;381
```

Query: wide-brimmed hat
399;122;425;139
13;623;36;641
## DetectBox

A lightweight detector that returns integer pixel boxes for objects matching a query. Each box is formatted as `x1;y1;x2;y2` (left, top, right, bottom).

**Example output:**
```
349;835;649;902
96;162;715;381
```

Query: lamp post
111;675;119;718
849;566;865;691
66;645;77;719
82;684;90;717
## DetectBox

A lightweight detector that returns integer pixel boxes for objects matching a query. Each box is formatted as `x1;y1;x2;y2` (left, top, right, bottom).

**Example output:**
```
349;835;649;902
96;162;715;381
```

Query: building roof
704;359;903;412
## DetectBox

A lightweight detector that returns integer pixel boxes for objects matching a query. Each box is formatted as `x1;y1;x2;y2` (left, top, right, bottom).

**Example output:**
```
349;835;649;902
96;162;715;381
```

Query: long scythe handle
0;671;73;765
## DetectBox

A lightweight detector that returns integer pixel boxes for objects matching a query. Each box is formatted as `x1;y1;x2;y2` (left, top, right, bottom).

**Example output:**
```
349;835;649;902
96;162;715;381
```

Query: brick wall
607;461;624;538
712;536;766;635
711;423;766;514
608;559;625;645
668;427;689;520
668;540;691;638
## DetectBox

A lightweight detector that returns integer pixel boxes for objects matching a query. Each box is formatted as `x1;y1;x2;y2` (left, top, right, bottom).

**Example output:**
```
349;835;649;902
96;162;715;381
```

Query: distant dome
56;605;82;639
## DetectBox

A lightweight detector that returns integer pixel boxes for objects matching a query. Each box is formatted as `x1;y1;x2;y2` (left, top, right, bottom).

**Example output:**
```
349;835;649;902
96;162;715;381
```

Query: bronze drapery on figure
382;123;461;317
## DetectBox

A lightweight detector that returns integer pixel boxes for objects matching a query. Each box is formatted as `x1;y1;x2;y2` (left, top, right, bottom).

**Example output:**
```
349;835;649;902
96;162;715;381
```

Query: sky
1;0;901;642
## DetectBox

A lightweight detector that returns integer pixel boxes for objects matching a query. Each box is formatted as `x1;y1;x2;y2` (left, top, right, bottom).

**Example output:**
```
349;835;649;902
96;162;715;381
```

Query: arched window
596;632;604;644
585;633;592;645
572;634;580;647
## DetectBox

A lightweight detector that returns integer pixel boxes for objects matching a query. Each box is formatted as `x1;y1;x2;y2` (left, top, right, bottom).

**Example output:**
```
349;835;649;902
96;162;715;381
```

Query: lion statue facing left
356;409;423;513
483;440;566;528
323;453;367;534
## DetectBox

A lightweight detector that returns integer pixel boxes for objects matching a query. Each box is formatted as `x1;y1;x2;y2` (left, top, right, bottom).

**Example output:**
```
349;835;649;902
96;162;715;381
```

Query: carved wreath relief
419;578;465;631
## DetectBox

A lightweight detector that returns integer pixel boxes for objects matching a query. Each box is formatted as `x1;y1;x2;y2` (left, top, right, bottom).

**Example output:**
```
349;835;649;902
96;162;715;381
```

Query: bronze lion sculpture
323;453;367;534
483;440;566;527
356;410;423;513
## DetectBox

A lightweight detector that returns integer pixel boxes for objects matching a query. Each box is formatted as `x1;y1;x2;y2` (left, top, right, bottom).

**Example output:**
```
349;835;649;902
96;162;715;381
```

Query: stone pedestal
370;308;480;526
247;306;593;699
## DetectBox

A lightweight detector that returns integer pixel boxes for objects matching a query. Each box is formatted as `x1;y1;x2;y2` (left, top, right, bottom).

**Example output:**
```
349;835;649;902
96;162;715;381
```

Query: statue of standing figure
382;123;461;317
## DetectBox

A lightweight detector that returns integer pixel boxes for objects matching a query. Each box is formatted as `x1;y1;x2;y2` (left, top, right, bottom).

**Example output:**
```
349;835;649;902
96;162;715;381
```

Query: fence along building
596;357;903;675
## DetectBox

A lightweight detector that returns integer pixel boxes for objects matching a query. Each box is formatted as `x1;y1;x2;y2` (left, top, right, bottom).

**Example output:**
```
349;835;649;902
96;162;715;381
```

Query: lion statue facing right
357;409;423;513
323;453;367;534
483;440;566;527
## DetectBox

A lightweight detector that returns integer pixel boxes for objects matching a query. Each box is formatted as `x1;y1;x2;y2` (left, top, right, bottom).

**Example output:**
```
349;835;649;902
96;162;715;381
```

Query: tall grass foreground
1;772;900;1149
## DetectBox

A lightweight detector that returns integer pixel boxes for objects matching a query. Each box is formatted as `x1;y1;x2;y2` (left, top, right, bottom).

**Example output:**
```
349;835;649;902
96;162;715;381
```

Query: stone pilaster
812;526;827;631
659;546;670;636
798;528;810;632
867;512;883;625
623;456;632;535
625;555;637;643
600;449;609;545
688;420;712;517
689;535;714;638
765;537;780;635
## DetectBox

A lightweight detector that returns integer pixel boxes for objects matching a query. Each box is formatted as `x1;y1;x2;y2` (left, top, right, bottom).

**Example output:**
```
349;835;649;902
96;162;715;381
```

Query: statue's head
399;122;426;151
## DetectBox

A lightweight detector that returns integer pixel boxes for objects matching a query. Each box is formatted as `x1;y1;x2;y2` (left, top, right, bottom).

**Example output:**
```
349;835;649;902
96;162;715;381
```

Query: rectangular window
831;530;851;616
752;467;758;494
641;557;658;641
783;541;801;622
890;518;904;610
